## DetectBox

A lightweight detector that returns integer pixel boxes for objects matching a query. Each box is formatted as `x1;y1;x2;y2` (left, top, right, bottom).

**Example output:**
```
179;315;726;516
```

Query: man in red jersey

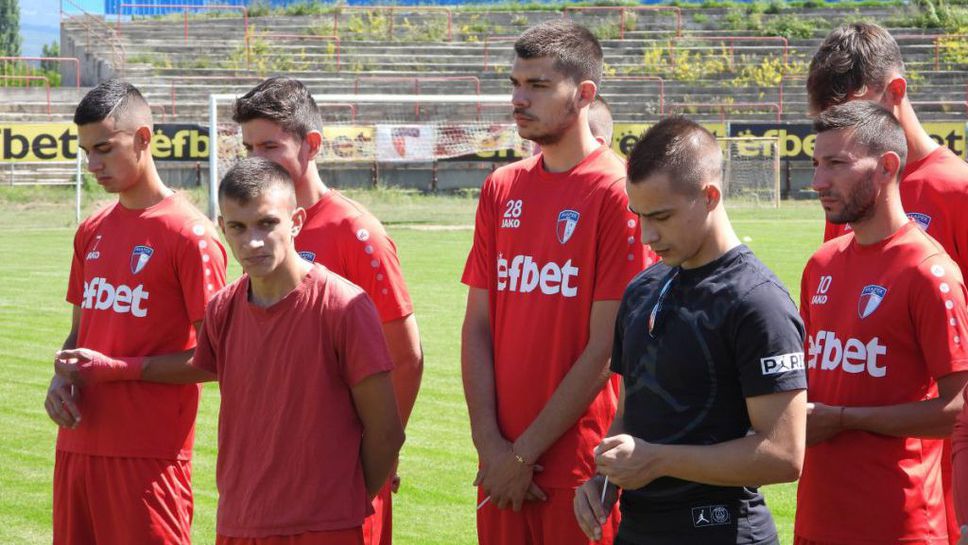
461;19;648;545
808;26;968;543
809;23;968;277
44;79;227;545
231;76;422;545
195;157;403;545
795;100;968;545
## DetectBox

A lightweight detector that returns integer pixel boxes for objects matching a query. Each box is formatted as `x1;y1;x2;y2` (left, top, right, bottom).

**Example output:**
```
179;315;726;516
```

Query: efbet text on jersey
81;277;149;318
496;254;579;297
808;330;887;378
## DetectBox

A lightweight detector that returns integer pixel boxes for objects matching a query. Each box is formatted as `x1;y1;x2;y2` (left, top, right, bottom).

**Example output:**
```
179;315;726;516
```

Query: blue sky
19;0;100;56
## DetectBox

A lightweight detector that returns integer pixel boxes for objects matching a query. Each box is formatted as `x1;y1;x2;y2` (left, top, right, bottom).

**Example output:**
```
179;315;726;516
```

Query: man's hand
595;434;667;490
55;348;143;385
574;475;618;541
44;374;80;428
474;440;546;511
806;402;843;446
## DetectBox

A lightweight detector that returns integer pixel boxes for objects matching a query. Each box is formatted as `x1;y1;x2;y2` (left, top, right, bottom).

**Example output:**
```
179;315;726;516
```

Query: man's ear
304;130;322;160
883;76;907;107
880;151;902;182
217;215;225;234
577;80;598;109
135;125;153;151
703;183;722;211
291;206;307;237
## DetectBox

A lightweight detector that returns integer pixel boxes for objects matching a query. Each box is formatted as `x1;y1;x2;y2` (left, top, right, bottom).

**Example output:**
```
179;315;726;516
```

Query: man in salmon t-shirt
231;77;422;545
795;101;968;545
188;157;404;545
461;20;650;545
807;24;968;543
44;80;227;545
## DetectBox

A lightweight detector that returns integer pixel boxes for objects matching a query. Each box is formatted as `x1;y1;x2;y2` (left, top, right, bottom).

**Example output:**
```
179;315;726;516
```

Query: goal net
719;136;781;208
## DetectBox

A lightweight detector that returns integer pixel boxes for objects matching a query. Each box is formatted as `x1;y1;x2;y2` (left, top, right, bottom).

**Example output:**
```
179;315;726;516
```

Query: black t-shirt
611;245;806;545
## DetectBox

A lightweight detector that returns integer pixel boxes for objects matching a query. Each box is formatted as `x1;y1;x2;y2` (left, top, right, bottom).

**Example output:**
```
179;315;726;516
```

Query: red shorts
53;450;193;545
362;481;392;545
216;528;363;545
477;486;620;545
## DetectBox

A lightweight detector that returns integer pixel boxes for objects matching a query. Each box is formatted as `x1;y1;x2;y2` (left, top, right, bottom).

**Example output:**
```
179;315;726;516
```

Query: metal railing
0;57;82;88
329;6;453;42
562;6;683;39
0;75;52;116
666;102;781;123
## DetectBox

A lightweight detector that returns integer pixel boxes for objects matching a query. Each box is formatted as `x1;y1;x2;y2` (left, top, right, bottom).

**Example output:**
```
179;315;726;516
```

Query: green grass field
0;186;824;544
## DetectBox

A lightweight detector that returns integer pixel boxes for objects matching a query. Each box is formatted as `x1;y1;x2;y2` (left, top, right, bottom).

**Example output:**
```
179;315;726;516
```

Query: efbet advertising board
728;122;966;160
0;123;210;163
4;121;965;163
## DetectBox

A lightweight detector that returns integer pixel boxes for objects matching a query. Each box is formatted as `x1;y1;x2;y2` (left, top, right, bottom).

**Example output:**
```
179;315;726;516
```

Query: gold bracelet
512;449;530;465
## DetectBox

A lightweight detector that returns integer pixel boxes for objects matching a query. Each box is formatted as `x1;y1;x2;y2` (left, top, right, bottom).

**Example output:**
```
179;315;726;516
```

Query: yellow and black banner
0;123;211;162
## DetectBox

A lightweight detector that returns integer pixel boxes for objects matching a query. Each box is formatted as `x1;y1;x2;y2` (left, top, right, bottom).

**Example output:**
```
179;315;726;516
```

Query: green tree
41;41;59;69
0;0;22;56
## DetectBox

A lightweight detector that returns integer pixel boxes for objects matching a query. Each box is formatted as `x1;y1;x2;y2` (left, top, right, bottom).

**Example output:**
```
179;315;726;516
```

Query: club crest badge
130;245;154;275
858;284;887;319
298;251;317;263
556;209;580;244
907;212;932;231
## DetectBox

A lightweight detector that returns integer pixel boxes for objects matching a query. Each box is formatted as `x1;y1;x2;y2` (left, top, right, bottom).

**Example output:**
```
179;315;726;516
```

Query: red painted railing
608;75;666;115
563;6;682;39
255;33;341;72
666;102;781;123
318;103;358;123
116;3;248;62
482;35;517;72
0;57;81;88
353;75;481;119
329;6;453;41
0;75;52;116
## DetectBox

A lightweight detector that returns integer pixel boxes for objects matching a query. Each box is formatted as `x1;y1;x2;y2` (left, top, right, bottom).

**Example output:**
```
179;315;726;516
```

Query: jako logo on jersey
86;235;103;261
130;245;154;275
907;212;932;231
808;330;887;377
556;210;580;244
858;285;887;319
502;199;523;229
298;251;317;262
812;275;832;305
82;277;149;318
496;254;579;297
760;352;805;376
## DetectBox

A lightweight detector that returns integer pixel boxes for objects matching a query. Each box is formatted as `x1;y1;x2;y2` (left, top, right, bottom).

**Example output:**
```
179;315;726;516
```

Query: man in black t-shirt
573;117;808;545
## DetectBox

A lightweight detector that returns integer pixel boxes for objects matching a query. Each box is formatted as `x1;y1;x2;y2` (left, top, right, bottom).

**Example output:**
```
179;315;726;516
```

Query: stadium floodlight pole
207;92;511;220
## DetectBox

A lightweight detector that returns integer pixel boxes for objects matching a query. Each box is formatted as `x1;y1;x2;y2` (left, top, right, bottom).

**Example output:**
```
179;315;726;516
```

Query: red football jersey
823;147;968;281
796;221;968;543
295;190;413;324
62;193;227;459
191;265;394;538
462;146;647;489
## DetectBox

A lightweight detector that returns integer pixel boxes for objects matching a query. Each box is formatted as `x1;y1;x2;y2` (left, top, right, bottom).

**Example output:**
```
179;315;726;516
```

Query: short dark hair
73;79;151;126
515;20;603;85
813;100;907;170
218;157;295;207
627;117;722;195
232;77;322;138
807;23;904;114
